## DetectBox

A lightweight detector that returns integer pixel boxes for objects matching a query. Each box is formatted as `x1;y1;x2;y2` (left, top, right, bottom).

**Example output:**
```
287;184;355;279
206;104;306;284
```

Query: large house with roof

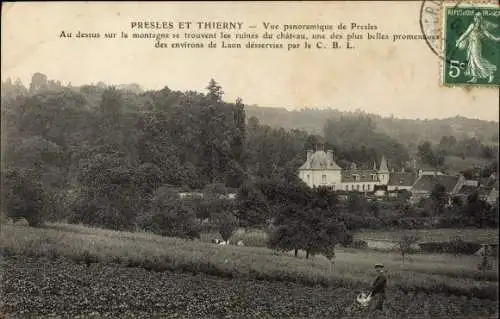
297;149;497;205
297;149;390;191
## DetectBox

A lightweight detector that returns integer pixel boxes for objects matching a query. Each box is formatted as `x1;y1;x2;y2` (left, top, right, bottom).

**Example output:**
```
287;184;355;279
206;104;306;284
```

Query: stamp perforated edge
437;0;500;88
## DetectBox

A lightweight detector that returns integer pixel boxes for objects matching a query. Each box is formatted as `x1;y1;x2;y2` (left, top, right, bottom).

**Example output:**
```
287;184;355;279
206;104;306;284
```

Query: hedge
418;240;482;255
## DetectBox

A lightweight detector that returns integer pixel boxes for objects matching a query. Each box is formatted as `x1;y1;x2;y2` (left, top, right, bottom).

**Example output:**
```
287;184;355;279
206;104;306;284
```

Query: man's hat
374;263;384;269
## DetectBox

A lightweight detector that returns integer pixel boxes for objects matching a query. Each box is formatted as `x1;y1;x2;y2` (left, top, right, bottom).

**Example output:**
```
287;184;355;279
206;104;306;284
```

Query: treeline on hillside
1;74;498;243
245;105;499;151
416;140;498;177
1;74;411;197
322;116;410;170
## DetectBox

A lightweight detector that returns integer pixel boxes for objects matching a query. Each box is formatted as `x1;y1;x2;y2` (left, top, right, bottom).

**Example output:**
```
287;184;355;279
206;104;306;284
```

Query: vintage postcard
1;1;499;318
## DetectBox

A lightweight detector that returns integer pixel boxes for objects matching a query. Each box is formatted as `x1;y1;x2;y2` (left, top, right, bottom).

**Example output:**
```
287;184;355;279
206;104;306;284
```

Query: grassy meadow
200;228;269;247
1;222;498;301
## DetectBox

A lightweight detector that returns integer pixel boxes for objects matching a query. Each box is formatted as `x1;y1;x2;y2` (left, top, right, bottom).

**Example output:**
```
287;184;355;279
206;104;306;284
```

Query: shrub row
347;240;368;249
341;215;441;230
418;241;482;255
341;214;498;231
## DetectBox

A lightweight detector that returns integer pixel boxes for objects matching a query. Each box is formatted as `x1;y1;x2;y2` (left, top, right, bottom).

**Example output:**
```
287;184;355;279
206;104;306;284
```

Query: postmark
442;4;500;86
419;1;465;63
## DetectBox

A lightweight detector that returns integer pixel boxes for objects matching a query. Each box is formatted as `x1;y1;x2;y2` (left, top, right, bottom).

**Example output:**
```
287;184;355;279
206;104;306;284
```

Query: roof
379;156;389;172
388;172;418;187
415;159;441;172
341;169;379;183
457;185;479;196
412;175;461;193
478;177;495;188
418;164;437;171
299;150;342;170
478;186;492;197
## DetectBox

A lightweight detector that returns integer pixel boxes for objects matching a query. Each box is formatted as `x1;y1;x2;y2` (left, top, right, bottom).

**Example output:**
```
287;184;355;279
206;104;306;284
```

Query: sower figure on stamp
366;263;387;318
455;11;500;84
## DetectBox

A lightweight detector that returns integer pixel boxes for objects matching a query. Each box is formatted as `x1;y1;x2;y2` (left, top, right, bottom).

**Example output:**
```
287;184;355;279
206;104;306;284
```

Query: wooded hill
245;105;499;149
1;74;497;235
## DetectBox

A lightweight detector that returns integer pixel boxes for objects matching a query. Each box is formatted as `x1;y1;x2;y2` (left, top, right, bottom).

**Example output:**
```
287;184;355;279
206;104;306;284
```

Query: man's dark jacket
371;272;387;295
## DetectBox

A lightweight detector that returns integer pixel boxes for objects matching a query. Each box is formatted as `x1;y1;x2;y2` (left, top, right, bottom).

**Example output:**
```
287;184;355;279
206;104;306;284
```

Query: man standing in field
367;263;387;318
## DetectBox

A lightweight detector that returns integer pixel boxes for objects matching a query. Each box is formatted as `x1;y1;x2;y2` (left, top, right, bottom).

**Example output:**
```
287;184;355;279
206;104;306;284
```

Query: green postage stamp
442;5;500;86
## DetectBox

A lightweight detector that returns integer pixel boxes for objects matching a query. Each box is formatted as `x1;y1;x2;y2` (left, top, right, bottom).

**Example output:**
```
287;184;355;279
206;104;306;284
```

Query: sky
1;1;499;121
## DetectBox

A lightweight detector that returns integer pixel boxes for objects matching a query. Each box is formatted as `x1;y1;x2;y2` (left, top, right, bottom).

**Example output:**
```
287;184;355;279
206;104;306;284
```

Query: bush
437;215;475;228
198;220;219;234
136;199;201;240
43;190;70;222
341;213;448;231
229;229;269;247
338;232;354;247
70;198;133;231
217;213;238;242
350;240;368;249
149;207;201;240
341;214;383;230
2;169;47;227
385;217;440;229
419;239;482;255
389;217;417;229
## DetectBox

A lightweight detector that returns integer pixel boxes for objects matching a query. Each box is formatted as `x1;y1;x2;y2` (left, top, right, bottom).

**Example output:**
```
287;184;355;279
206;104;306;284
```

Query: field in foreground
1;255;498;319
0;223;498;318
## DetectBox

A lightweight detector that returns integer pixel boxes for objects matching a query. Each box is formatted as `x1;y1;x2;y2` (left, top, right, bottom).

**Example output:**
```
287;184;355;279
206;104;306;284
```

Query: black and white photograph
1;2;499;318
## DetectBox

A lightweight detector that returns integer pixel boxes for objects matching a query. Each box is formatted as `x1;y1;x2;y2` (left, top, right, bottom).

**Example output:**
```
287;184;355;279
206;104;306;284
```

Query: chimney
327;150;334;162
306;150;313;161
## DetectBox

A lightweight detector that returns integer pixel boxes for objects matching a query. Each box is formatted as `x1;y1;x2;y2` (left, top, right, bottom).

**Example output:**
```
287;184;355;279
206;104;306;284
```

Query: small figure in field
367;263;387;318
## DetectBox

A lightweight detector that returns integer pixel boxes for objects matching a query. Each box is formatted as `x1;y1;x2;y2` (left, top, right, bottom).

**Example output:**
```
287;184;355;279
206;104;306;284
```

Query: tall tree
430;183;448;215
268;185;345;259
206;78;224;102
29;72;49;93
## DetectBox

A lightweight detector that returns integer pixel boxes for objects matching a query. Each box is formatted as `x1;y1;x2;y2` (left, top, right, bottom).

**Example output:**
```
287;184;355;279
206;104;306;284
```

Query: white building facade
297;149;390;191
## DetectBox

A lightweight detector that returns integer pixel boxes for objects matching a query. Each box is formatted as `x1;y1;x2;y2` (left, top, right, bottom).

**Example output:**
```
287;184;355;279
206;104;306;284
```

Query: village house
455;176;499;205
387;170;419;191
297;149;390;192
409;173;465;204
